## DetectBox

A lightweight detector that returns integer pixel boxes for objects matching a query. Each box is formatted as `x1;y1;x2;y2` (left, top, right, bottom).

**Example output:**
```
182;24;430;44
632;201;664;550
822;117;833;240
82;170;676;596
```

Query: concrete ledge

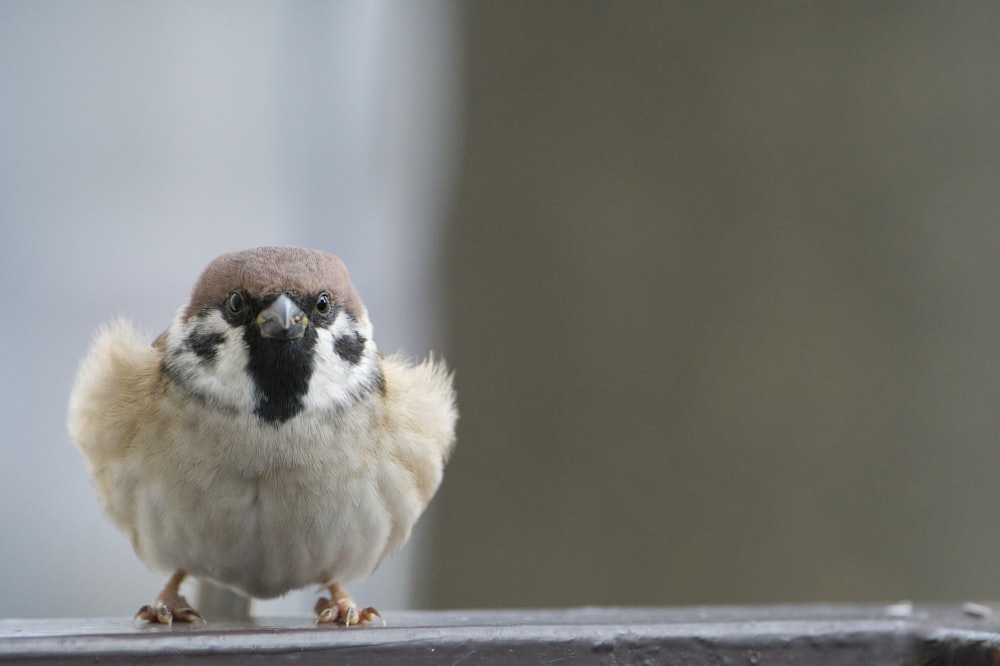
2;605;999;664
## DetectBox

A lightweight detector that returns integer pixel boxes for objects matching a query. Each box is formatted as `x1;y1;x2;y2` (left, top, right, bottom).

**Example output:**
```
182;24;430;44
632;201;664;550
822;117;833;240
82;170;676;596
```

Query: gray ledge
2;605;1000;664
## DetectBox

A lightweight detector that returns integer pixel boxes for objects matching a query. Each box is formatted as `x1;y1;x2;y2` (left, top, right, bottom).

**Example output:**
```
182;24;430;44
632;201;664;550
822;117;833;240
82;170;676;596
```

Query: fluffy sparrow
68;247;457;625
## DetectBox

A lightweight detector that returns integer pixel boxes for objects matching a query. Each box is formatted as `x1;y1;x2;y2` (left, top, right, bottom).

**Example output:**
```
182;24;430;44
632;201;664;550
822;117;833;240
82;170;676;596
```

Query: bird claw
134;601;203;626
349;606;384;627
316;604;383;626
314;584;383;626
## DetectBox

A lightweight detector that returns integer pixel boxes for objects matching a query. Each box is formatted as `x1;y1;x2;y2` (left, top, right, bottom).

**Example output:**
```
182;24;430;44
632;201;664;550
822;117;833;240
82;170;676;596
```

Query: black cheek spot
186;331;226;363
334;332;366;365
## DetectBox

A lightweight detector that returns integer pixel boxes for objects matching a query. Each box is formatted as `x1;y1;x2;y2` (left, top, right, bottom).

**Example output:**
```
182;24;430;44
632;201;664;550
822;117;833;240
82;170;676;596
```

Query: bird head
160;247;383;424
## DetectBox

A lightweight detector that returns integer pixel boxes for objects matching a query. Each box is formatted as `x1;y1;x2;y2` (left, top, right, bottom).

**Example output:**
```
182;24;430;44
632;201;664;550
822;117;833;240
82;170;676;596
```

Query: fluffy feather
68;248;457;623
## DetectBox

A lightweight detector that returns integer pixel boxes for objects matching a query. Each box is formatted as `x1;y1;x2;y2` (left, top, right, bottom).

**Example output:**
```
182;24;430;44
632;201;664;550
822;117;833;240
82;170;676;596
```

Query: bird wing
379;354;458;504
68;317;164;531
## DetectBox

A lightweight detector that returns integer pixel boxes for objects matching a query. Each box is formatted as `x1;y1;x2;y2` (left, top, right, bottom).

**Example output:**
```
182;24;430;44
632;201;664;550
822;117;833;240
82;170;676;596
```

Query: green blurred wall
429;1;1000;607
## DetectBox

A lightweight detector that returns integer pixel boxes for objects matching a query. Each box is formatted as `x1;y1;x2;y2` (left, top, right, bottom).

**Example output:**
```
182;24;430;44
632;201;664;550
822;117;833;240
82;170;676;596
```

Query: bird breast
127;387;421;599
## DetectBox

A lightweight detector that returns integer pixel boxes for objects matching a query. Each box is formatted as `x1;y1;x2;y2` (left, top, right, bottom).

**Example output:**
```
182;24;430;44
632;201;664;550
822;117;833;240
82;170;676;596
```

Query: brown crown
184;246;366;321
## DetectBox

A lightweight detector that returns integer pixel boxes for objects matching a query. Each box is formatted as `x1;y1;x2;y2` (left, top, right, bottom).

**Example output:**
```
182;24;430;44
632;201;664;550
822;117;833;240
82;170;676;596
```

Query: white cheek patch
302;312;380;414
163;308;257;412
324;307;373;343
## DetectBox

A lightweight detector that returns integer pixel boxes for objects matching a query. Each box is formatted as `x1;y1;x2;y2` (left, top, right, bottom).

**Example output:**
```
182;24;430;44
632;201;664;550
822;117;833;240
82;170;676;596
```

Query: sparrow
68;246;457;626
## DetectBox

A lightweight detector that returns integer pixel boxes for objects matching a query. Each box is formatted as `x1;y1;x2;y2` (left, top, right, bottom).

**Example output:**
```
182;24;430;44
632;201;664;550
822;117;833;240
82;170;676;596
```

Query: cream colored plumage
68;247;456;625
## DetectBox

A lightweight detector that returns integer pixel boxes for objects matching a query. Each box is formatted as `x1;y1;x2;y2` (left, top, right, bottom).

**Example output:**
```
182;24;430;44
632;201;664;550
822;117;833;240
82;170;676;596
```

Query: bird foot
314;584;383;626
135;599;203;625
134;572;204;625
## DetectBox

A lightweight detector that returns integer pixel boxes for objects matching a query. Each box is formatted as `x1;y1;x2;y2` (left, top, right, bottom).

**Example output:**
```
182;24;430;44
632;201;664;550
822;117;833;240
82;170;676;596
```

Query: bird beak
257;294;308;340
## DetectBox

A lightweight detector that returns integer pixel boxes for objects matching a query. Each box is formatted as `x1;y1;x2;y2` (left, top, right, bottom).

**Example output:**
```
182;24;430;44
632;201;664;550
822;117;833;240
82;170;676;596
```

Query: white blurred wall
0;0;459;618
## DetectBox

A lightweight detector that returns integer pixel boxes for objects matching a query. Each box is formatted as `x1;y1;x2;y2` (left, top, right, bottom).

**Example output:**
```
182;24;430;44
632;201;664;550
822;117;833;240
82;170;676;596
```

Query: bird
68;246;457;626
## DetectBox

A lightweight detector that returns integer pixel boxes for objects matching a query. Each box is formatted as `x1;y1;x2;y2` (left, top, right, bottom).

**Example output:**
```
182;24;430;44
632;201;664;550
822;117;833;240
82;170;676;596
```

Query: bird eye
226;290;246;314
315;291;332;315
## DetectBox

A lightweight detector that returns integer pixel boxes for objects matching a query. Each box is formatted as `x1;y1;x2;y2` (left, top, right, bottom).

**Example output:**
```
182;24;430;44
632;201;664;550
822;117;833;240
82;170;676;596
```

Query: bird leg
314;583;382;626
135;570;203;625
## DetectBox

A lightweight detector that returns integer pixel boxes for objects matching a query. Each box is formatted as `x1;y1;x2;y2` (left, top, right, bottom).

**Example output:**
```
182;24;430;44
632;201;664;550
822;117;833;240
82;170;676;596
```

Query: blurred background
3;1;1000;618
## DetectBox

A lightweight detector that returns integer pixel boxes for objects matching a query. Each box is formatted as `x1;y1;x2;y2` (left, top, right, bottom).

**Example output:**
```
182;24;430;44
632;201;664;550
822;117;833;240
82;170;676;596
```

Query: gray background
430;2;1000;607
2;1;1000;618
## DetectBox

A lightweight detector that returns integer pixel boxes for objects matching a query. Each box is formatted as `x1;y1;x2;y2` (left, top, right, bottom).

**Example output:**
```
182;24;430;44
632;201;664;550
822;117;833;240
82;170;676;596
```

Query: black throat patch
243;324;318;424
